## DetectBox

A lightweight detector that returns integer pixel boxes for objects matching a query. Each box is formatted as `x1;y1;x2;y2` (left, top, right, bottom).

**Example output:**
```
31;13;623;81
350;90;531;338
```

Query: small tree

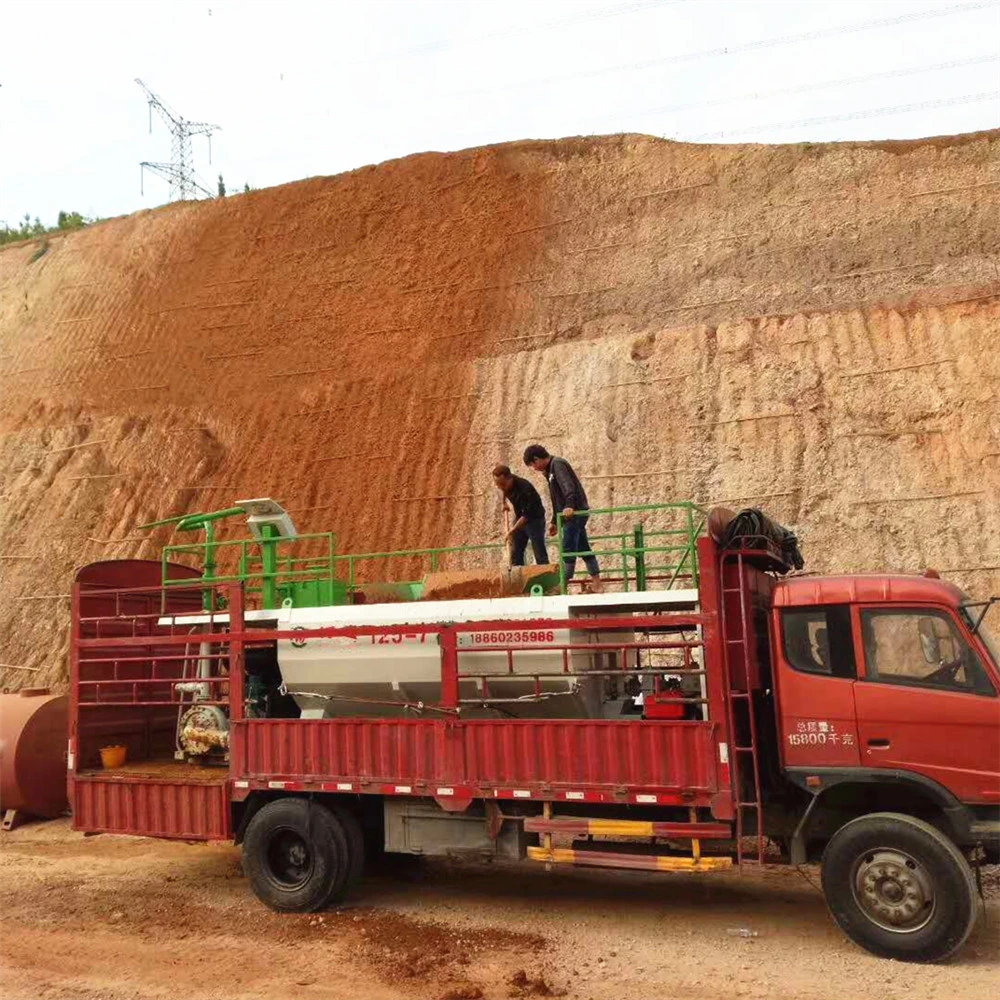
57;211;86;231
217;174;227;198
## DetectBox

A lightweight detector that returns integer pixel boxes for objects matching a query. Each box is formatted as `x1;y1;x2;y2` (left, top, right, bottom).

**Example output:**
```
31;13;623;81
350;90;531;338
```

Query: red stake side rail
69;540;744;840
70;575;243;839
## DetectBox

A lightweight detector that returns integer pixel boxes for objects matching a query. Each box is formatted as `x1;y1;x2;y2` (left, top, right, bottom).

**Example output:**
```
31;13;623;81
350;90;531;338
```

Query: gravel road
1;819;997;1000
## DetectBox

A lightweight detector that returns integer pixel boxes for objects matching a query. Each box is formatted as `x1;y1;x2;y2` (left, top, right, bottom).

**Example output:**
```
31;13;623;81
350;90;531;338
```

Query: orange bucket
99;745;127;769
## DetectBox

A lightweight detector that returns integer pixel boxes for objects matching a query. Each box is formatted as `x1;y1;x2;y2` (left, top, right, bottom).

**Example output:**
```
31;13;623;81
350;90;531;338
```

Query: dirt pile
1;130;998;688
421;566;558;601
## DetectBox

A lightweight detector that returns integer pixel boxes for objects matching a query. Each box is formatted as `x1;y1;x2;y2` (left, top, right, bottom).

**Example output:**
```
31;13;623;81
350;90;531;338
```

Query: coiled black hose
717;507;804;571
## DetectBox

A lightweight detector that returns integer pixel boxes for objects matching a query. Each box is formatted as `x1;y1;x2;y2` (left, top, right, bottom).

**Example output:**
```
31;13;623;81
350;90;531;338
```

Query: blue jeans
561;516;599;580
511;516;549;566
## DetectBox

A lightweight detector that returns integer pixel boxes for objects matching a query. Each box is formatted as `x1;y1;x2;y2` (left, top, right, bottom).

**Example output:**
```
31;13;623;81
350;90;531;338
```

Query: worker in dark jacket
522;444;601;588
493;464;549;566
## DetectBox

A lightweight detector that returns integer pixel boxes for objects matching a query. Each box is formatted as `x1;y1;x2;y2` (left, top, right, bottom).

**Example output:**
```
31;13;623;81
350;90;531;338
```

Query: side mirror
918;617;941;664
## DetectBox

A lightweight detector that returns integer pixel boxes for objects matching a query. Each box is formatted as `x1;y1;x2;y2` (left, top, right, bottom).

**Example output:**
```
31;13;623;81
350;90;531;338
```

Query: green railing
160;500;705;610
164;531;342;610
163;532;507;610
554;501;704;594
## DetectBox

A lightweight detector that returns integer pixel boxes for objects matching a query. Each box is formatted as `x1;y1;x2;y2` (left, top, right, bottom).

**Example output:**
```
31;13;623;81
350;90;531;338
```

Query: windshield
960;600;999;667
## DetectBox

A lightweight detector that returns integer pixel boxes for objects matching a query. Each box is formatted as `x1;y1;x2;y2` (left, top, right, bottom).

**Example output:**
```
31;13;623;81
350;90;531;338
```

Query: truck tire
329;802;365;895
821;812;978;962
243;798;348;912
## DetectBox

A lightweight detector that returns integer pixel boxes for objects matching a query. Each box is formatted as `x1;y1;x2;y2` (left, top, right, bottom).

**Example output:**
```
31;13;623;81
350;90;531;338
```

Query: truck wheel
243;798;347;912
329;802;365;896
821;812;978;962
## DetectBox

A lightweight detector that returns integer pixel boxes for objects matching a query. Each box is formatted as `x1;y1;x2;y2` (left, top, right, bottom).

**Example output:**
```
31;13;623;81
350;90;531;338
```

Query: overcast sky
1;0;998;226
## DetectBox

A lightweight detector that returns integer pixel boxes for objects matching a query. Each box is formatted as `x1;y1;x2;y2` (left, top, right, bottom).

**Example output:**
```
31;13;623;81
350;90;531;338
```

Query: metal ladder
719;551;765;868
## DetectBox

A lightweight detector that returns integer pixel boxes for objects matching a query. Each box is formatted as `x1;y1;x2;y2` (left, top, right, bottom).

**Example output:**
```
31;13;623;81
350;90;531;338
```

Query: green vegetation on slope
0;210;101;247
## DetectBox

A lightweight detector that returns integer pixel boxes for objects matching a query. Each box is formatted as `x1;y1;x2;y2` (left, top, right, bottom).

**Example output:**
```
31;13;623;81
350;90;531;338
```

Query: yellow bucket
99;745;127;769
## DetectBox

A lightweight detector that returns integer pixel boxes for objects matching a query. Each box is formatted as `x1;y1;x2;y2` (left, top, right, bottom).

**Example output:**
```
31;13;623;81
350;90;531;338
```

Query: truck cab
767;573;1000;960
772;573;1000;815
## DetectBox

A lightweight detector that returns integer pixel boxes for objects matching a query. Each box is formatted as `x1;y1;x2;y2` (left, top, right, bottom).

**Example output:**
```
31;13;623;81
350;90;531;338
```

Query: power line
440;0;1000;101
684;91;1000;141
536;0;682;30
362;0;681;63
591;53;1000;126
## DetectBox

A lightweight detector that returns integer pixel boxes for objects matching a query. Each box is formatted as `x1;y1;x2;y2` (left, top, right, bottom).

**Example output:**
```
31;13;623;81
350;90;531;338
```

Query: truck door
774;605;862;767
853;606;1000;803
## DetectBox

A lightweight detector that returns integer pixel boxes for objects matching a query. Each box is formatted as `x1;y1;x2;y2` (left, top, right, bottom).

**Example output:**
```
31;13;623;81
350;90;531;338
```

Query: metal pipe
634;523;646;591
260;522;278;609
78;699;229;708
195;639;212;699
77;652;231;665
458;695;711;705
457;641;704;652
456;669;708;680
175;506;245;532
79;676;229;687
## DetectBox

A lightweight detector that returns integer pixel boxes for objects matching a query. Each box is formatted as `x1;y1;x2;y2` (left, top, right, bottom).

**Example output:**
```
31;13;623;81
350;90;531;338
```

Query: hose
714;507;804;571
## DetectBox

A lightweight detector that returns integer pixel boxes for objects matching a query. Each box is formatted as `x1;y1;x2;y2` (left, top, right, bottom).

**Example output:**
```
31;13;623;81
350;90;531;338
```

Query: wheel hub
267;828;313;889
853;849;934;933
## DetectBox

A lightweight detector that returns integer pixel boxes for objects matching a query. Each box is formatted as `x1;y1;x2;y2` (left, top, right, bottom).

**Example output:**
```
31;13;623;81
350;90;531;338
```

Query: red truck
67;500;1000;962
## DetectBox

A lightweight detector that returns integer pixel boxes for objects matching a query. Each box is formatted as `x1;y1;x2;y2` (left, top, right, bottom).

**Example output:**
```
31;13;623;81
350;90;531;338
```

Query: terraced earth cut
0;130;997;689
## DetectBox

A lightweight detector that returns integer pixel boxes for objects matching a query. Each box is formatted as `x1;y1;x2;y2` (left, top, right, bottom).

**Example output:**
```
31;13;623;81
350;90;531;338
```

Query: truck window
960;601;1000;668
860;609;996;696
781;606;855;679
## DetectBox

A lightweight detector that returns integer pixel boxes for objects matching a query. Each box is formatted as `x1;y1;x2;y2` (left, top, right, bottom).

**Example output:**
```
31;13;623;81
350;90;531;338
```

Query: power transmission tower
136;79;221;201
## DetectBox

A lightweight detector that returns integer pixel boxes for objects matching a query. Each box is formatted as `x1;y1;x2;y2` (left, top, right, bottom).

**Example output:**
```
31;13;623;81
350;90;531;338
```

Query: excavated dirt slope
1;131;998;688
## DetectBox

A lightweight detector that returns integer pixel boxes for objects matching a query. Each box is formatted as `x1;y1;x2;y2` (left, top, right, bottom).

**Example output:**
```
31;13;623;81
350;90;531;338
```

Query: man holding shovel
492;464;549;566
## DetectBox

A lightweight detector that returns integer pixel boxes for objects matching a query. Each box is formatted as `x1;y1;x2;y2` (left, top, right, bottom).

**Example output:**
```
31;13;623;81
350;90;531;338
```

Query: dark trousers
511;516;549;566
561;516;600;579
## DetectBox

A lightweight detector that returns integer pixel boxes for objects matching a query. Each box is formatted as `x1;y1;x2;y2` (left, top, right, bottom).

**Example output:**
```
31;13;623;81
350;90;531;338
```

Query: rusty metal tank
0;688;69;824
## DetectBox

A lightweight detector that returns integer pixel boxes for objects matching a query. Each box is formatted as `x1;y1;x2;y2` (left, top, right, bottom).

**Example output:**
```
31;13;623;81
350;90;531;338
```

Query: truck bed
231;716;722;807
73;759;230;841
77;759;227;784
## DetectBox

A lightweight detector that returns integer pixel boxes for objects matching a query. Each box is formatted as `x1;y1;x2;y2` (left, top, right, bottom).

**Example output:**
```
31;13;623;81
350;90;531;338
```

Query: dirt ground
1;819;997;1000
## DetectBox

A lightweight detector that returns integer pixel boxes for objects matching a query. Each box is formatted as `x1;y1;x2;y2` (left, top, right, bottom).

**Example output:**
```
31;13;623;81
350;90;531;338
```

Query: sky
1;0;998;226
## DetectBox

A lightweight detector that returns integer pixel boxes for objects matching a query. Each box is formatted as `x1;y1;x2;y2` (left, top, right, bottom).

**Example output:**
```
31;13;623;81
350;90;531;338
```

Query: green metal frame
554;501;704;594
162;530;507;610
153;500;705;610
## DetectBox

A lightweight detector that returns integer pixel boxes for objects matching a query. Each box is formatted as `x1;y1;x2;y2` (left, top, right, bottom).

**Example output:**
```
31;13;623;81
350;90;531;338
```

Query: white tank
278;628;602;719
275;589;699;720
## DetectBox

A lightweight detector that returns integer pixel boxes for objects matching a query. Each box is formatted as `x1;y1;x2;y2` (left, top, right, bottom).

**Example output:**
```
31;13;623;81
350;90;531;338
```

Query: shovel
501;504;514;581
